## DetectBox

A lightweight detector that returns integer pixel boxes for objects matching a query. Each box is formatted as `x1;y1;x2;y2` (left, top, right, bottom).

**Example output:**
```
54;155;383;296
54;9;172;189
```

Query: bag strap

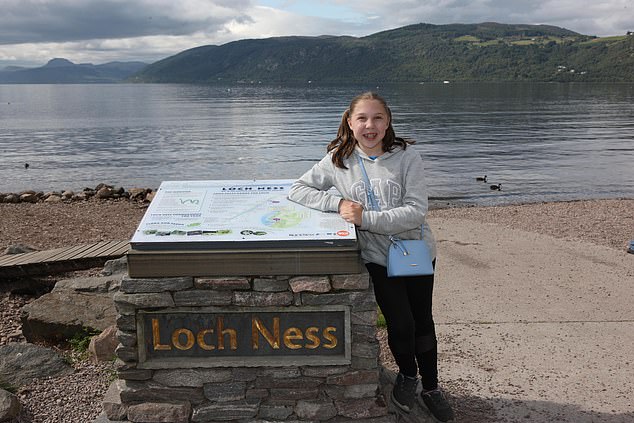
356;153;426;243
357;154;380;211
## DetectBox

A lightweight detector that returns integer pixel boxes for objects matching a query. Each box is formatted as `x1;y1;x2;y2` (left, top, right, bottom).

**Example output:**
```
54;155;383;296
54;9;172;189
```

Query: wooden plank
75;240;122;259
100;241;130;257
45;243;98;262
127;247;361;278
0;247;68;266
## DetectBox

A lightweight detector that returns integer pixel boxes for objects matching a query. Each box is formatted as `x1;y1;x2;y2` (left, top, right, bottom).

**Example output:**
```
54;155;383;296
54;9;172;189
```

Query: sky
0;0;632;68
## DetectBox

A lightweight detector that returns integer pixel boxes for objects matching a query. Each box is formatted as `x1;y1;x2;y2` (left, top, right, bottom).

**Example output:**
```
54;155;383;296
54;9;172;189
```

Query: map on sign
130;180;357;250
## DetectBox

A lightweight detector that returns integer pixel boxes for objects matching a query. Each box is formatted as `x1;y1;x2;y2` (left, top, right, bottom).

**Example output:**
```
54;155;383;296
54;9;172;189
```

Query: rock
0;343;73;388
19;192;39;203
44;194;63;203
96;186;115;199
2;194;19;203
127;188;147;201
4;244;38;255
89;325;118;362
62;190;74;199
100;257;128;277
20;275;121;343
0;388;21;422
145;191;155;203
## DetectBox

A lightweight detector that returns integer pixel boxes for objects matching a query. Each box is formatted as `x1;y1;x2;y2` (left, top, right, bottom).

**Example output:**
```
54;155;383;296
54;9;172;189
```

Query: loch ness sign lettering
137;306;351;368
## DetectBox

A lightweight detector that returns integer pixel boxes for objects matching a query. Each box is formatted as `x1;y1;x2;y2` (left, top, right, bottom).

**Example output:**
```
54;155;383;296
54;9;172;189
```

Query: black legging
366;262;438;391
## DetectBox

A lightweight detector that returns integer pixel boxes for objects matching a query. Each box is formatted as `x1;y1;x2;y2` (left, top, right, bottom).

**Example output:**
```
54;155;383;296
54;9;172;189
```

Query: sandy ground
1;198;633;422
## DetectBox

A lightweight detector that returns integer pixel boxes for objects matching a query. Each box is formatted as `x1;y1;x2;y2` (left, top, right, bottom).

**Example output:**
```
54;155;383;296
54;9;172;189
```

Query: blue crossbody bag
357;154;434;277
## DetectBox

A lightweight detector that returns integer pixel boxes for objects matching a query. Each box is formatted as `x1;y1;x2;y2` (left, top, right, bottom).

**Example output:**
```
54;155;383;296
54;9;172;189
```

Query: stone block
192;401;258;422
102;380;128;421
301;292;376;311
120;276;193;293
233;291;293;307
351;310;378;326
257;404;294;420
116;329;137;347
326;369;379;386
114;292;174;312
289;276;331;293
194;277;250;290
344;383;379;399
301;365;349;377
116;314;136;331
352;342;380;359
115;344;137;363
0;388;21;422
127;402;191;423
253;277;290;292
120;380;205;405
269;388;320;401
203;381;247;401
331;273;370;290
334;397;388;419
153;369;232;387
118;369;153;381
295;399;338;420
173;290;233;306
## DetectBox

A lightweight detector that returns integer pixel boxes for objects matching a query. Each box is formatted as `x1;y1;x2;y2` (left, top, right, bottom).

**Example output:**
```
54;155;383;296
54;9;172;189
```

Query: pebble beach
1;197;633;422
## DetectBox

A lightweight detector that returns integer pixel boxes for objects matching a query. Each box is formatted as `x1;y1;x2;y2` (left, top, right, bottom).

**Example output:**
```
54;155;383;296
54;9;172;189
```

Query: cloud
0;0;254;44
0;0;631;67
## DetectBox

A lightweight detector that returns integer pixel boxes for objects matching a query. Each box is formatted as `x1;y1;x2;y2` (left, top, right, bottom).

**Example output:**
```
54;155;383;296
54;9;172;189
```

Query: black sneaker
392;373;418;413
421;387;455;422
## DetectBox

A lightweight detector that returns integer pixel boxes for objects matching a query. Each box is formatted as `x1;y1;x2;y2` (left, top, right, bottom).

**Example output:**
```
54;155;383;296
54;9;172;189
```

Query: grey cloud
0;0;254;45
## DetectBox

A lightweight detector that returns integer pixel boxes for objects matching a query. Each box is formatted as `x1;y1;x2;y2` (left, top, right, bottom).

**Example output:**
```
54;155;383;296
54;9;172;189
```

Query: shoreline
1;197;633;253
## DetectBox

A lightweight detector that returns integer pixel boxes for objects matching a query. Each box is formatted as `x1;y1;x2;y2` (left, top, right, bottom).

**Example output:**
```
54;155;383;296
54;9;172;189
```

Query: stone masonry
105;271;395;423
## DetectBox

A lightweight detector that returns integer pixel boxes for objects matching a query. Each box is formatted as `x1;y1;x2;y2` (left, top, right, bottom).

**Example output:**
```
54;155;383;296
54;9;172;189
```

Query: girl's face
347;99;390;157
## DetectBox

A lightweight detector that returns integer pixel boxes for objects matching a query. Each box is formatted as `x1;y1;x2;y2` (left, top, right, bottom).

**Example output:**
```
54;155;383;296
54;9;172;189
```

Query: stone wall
105;271;394;423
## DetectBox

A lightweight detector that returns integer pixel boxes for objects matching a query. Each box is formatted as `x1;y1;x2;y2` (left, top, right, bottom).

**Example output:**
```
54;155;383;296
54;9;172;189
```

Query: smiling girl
288;92;454;421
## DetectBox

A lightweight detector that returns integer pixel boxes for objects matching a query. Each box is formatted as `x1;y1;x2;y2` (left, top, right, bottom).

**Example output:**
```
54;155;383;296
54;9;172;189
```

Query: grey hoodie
288;145;436;267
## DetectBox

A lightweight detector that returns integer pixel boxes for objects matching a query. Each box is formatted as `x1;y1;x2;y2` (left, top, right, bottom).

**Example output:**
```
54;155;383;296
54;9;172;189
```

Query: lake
1;82;633;206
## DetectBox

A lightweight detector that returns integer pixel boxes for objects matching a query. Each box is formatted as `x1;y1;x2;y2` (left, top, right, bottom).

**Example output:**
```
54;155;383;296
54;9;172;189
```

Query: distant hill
0;58;148;83
130;22;634;83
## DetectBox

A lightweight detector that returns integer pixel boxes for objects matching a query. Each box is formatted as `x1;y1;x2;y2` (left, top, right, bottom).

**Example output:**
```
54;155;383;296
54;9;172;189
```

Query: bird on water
24;163;30;169
476;175;487;182
490;183;502;191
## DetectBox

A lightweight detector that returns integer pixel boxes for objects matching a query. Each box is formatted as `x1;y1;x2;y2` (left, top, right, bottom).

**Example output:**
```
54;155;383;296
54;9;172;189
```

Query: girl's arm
288;156;341;212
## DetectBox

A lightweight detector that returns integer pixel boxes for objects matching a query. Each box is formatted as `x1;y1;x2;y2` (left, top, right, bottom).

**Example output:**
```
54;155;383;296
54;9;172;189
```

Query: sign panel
137;307;350;368
130;180;356;250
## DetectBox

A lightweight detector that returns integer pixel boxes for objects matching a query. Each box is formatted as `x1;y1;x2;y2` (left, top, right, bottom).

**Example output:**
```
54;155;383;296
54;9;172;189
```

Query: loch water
1;82;633;206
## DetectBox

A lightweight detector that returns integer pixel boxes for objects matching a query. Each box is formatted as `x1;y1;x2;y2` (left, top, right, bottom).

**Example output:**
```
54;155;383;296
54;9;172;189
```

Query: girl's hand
338;199;363;226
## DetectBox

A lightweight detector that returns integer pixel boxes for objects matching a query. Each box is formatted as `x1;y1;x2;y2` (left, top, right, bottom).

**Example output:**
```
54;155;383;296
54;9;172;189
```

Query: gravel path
1;197;632;422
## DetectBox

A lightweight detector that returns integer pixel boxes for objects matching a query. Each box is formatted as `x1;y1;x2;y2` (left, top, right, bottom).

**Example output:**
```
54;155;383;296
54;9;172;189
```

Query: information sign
130;180;356;250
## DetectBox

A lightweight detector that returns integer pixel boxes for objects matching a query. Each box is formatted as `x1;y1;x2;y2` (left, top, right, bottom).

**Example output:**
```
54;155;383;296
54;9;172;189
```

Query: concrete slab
426;217;634;422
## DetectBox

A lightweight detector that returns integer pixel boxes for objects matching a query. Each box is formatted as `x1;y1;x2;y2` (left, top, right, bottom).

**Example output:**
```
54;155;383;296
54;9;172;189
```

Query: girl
288;92;454;422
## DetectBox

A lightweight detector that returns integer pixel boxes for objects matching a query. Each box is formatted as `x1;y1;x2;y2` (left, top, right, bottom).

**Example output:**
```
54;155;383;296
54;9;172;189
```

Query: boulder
0;388;21;422
20;275;121;343
0;343;73;388
96;186;115;199
89;325;118;362
100;257;128;277
3;244;38;255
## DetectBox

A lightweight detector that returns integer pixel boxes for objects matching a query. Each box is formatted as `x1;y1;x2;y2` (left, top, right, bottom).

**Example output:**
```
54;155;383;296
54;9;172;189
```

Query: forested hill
130;22;634;84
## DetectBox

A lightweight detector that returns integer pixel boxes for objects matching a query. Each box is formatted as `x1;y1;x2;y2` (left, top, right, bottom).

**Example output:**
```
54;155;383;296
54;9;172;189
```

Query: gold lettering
304;327;321;349
197;328;215;351
172;328;195;350
252;317;280;349
322;327;337;349
217;316;237;350
152;318;171;351
283;327;303;349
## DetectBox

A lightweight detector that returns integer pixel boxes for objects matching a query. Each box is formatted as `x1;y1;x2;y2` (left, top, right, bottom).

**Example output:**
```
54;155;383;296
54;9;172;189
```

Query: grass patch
377;307;387;328
67;328;100;359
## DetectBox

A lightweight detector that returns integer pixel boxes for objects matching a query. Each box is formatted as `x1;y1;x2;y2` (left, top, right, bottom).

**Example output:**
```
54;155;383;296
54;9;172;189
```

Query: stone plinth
105;271;396;423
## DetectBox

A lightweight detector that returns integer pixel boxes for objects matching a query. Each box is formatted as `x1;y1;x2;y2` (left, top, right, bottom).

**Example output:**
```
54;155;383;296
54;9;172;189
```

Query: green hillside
130;22;634;83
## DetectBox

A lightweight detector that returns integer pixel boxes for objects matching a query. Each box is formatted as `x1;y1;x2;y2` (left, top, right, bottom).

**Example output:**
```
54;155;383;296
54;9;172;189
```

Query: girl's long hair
327;92;413;169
